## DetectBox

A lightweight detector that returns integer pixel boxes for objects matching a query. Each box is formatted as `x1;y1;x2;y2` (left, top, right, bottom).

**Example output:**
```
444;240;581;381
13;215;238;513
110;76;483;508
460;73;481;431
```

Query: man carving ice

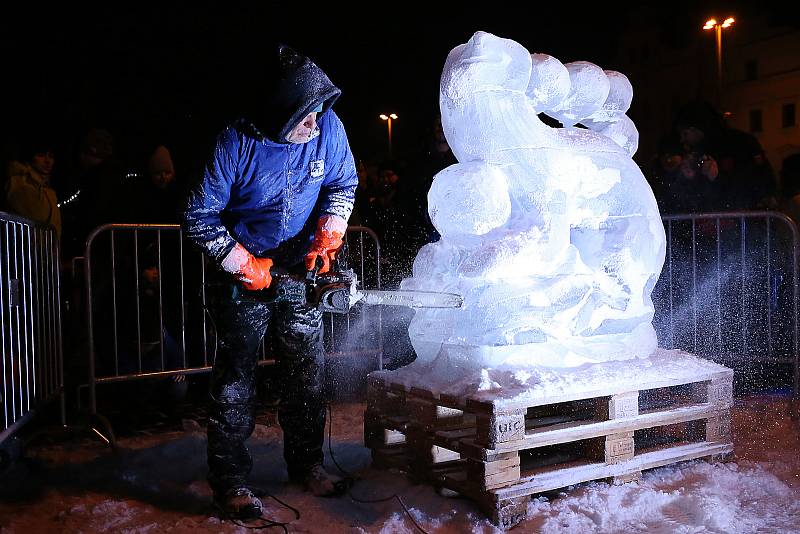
183;44;358;519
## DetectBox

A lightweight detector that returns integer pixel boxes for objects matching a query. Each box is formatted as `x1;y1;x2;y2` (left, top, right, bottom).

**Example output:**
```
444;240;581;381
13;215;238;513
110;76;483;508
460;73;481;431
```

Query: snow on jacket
184;45;357;267
5;161;62;239
183;112;357;266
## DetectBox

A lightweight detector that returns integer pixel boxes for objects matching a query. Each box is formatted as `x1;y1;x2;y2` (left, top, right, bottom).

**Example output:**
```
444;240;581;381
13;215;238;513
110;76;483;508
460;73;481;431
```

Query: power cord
326;404;431;534
202;287;430;533
204;298;297;531
214;491;300;532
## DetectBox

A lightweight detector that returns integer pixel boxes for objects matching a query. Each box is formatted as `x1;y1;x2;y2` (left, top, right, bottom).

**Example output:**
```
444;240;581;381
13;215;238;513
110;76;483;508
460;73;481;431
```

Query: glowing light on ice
401;31;666;368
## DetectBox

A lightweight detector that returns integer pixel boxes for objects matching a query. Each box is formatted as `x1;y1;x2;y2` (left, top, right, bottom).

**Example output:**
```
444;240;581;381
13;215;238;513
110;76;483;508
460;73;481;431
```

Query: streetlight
703;17;735;103
379;113;398;159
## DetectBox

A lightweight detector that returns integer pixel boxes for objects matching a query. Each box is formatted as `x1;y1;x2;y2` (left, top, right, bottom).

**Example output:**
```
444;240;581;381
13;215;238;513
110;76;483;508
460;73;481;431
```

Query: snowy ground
2;390;800;533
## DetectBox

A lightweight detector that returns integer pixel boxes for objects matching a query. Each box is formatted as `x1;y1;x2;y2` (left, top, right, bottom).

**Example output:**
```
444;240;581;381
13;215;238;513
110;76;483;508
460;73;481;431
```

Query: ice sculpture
401;31;666;368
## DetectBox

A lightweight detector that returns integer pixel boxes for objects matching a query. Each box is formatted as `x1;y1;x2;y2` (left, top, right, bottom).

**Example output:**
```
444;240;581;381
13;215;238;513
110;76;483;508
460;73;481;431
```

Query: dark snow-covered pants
206;287;325;495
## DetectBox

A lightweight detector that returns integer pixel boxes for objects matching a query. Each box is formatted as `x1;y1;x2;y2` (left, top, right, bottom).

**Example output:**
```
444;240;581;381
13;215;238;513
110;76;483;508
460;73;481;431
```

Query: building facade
614;8;800;179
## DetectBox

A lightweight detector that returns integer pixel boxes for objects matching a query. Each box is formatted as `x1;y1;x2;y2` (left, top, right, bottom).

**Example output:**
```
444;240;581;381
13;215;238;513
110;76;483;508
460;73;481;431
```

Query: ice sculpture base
373;347;731;407
411;339;657;370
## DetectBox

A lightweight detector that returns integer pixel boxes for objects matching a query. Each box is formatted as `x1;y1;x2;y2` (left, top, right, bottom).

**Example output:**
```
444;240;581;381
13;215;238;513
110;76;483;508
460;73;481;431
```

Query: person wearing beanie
5;135;62;239
183;44;357;519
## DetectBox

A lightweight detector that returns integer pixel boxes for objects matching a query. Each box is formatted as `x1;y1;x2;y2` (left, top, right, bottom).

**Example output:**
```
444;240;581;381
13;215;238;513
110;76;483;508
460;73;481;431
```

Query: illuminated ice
401;31;666;369
428;162;511;238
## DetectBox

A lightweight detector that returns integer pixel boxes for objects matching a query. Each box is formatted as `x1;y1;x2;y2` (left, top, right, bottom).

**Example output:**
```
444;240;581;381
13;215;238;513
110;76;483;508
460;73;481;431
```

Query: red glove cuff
221;243;273;290
305;215;347;273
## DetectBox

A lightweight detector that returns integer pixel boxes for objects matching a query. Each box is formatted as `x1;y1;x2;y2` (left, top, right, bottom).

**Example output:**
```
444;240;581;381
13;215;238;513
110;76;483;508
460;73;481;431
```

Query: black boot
290;464;348;497
214;487;264;519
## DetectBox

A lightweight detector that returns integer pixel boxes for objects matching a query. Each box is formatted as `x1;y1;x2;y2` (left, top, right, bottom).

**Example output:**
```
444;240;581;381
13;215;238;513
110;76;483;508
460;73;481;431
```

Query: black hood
251;44;341;143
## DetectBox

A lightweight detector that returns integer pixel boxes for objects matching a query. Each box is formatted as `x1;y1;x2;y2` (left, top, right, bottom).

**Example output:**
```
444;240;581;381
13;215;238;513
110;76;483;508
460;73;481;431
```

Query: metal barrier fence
83;224;381;415
653;211;800;395
79;211;800;421
0;211;64;446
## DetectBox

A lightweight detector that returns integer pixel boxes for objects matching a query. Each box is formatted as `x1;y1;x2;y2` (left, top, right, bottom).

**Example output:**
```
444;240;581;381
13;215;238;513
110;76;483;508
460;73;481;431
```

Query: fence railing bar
157;230;165;371
179;229;187;368
1;222;8;430
110;231;120;373
133;230;142;373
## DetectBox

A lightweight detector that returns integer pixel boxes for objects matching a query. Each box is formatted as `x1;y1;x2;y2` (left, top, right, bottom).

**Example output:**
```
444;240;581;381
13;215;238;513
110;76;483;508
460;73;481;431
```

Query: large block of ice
401;31;666;369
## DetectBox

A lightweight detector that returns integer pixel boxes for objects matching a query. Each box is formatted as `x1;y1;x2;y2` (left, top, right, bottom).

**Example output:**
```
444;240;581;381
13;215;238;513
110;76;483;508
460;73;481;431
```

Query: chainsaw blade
357;290;463;309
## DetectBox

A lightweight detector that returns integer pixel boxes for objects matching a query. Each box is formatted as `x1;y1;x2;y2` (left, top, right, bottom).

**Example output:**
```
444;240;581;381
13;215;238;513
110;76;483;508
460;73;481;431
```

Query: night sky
1;2;792;179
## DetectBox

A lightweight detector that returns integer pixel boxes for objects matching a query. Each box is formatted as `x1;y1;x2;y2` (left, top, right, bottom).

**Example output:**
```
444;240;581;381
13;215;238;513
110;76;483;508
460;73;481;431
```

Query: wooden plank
475;495;528;530
605;432;635;464
528;413;586;428
463;365;733;413
708;377;734;409
384;428;406;445
475;410;526;447
406;425;461;464
608;391;639;419
430;445;461;464
366;389;406;415
489;441;733;501
435;426;476;442
431;428;474;454
410;386;439;400
468;454;522;490
383;415;410;432
439;391;470;408
706;410;732;442
389;381;410;394
406;397;464;429
460;403;721;459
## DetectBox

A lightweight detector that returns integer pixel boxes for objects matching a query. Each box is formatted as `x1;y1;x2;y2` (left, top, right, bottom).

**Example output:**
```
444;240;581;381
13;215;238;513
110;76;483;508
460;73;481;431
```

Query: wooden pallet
365;358;734;529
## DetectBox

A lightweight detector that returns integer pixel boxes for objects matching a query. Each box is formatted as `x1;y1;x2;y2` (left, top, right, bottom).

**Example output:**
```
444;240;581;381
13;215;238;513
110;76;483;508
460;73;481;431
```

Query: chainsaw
267;259;463;314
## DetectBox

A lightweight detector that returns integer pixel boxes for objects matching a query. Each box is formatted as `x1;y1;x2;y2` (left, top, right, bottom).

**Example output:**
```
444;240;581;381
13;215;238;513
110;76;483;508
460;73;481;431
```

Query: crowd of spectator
3;102;800;287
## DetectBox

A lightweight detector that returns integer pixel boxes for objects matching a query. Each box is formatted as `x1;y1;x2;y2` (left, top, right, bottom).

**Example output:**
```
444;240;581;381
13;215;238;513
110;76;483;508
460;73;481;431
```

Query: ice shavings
3;399;800;532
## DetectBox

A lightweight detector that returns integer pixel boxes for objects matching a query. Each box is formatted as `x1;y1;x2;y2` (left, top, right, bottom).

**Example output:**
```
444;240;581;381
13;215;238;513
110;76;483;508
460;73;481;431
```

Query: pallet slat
460;401;723;459
490;441;734;501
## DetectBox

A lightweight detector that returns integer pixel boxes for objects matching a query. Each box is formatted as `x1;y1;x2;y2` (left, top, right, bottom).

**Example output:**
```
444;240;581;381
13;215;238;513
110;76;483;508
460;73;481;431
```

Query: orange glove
221;243;273;291
305;214;347;274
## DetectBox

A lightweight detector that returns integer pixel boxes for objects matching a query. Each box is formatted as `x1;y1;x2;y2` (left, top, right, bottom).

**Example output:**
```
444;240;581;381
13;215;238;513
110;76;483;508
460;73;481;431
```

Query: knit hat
18;131;55;163
251;44;341;143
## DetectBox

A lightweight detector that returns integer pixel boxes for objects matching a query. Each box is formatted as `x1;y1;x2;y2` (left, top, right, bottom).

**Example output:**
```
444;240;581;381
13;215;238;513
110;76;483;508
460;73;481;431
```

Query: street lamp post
379;113;398;159
703;17;735;104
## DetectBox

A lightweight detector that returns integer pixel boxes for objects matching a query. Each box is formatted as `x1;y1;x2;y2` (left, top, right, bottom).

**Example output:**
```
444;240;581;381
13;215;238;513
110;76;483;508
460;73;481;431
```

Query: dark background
1;2;794;181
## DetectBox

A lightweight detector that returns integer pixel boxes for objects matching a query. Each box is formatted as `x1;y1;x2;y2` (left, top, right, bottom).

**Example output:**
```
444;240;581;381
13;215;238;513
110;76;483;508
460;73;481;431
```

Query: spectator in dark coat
653;101;776;214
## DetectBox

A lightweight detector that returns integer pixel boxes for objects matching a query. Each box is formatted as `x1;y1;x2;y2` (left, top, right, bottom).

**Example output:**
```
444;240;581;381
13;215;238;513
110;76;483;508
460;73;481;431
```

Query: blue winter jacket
183;111;357;267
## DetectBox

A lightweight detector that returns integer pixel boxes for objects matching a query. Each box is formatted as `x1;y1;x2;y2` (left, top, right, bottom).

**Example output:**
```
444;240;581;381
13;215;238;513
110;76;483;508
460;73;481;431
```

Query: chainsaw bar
357;290;463;309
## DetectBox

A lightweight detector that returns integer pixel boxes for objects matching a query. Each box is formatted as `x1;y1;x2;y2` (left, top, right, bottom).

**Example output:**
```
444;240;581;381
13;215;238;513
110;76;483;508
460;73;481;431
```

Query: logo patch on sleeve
310;159;325;178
